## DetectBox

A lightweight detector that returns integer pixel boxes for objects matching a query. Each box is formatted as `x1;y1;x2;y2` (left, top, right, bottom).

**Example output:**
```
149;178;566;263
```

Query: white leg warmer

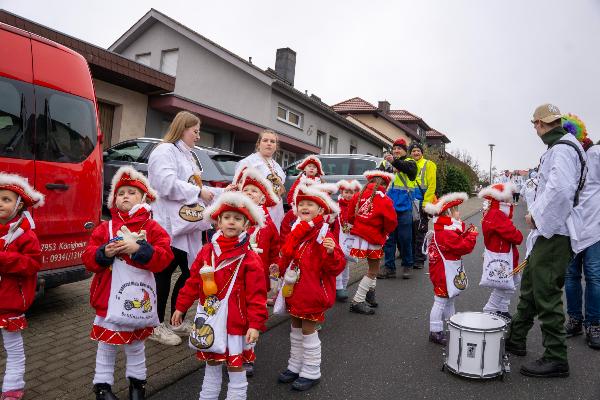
429;296;447;332
287;327;303;374
225;370;247;400
2;330;25;391
353;276;374;303
124;340;146;380
336;265;350;289
370;277;377;289
443;297;455;321
199;364;222;400
299;332;321;380
483;289;503;313
93;342;118;385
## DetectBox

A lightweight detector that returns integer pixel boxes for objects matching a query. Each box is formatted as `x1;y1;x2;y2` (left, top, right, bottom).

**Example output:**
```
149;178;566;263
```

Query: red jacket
247;209;280;287
82;208;174;318
481;207;523;269
348;183;398;245
280;209;297;243
428;217;478;298
278;220;346;315
176;239;268;334
286;174;321;206
0;217;41;320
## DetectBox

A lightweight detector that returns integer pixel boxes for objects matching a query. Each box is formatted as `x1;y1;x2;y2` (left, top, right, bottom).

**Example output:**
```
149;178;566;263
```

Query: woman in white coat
147;111;218;346
235;129;286;230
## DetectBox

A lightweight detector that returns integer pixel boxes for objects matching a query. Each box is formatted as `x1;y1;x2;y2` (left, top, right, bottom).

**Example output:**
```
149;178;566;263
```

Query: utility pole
488;144;495;184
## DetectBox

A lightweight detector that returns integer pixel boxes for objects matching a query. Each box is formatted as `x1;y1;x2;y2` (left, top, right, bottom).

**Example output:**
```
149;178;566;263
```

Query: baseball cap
532;104;561;123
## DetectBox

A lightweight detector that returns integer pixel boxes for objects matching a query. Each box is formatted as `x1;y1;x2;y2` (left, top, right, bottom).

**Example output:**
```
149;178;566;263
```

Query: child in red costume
83;166;173;400
348;171;398;315
333;179;362;302
237;167;281;375
280;175;322;243
172;192;268;400
423;192;478;345
0;173;43;400
276;184;345;391
478;183;523;321
286;155;324;206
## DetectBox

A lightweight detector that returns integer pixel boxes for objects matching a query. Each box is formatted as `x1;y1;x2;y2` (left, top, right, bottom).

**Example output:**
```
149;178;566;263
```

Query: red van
0;23;102;292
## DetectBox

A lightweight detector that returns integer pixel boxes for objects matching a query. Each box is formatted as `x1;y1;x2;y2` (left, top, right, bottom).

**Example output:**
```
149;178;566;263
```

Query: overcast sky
3;0;599;172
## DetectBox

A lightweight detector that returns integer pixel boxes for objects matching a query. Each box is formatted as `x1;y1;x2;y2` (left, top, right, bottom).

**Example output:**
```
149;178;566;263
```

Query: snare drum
444;312;509;379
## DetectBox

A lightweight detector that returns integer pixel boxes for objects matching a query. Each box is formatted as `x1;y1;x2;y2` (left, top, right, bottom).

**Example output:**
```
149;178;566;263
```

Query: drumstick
508;260;527;277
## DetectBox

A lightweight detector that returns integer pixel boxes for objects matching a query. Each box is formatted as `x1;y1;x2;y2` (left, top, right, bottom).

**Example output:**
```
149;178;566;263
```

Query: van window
35;85;97;163
105;141;150;162
0;77;35;160
321;157;350;175
352;158;378;175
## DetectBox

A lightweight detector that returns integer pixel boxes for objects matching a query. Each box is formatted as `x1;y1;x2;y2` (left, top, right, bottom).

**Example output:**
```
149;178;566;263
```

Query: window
104;141;150;163
351;158;378;175
417;126;425;141
349;140;357;154
316;131;326;150
277;104;303;128
320;157;350;175
35;86;97;163
277;149;297;168
160;49;179;76
327;136;338;154
135;52;151;66
0;76;35;160
97;101;115;149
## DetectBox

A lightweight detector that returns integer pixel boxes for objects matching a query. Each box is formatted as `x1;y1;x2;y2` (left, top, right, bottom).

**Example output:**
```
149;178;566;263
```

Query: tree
442;165;471;195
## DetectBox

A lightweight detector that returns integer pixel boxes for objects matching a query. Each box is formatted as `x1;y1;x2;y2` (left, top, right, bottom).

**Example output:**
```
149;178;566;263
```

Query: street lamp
488;144;495;184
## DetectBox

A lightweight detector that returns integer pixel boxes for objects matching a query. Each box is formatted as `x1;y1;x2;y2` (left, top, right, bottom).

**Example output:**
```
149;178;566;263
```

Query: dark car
102;138;242;211
283;154;382;206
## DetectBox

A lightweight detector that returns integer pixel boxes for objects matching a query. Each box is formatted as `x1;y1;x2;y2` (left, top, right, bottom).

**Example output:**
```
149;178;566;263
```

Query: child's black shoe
93;383;119;400
292;377;320;391
278;369;299;384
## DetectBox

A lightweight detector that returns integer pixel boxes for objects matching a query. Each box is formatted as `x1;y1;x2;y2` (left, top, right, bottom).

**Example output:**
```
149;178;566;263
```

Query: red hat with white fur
240;167;280;207
424;192;468;216
0;172;45;208
204;191;265;227
296;155;324;176
364;170;395;187
477;182;516;202
311;183;338;196
108;166;157;208
294;184;339;216
337;179;362;192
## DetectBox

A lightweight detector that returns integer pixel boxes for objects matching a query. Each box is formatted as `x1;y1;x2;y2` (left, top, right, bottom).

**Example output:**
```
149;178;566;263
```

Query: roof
426;129;451;144
332;97;377;113
388;109;422;122
0;9;174;94
109;8;272;85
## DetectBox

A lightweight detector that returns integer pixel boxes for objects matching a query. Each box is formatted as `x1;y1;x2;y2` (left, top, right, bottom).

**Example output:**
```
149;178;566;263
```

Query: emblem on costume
454;264;468;290
123;289;152;313
342;223;351;234
190;316;215;349
266;173;284;197
179;204;205;222
203;294;221;316
487;259;511;280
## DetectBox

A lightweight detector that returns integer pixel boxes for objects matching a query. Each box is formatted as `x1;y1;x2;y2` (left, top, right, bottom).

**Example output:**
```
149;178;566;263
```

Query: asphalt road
151;203;600;400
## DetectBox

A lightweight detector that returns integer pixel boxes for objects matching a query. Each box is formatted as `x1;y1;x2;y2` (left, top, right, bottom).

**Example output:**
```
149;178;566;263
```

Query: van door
0;27;36;187
31;41;102;270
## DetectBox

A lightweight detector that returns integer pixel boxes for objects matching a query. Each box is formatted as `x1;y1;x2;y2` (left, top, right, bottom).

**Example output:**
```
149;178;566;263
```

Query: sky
3;0;600;173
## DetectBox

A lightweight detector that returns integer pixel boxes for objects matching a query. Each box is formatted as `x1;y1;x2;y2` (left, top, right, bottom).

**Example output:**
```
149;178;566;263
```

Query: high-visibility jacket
413;158;437;207
380;158;417;213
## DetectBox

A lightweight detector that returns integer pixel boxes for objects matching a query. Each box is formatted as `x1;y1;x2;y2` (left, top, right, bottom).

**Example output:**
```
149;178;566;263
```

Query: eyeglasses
531;120;540;125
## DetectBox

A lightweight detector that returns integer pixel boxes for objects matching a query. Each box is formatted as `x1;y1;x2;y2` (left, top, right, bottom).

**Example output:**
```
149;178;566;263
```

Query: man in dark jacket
378;138;417;278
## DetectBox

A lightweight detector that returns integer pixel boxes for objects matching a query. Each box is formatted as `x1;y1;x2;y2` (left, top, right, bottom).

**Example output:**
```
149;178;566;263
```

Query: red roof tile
388;109;422;122
332;97;377;113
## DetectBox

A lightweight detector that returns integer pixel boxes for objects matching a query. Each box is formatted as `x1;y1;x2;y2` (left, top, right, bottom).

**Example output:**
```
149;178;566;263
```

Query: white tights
336;265;350;290
199;364;248;400
429;296;455;332
93;341;146;385
2;330;25;392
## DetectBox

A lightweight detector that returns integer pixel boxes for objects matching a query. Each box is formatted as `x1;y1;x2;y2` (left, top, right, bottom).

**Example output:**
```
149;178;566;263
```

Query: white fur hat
423;192;468;216
478;182;516;202
240;167;280;207
311;182;339;195
337;179;362;192
297;155;324;176
294;184;340;216
107;166;158;208
203;191;265;228
0;172;45;208
363;170;395;187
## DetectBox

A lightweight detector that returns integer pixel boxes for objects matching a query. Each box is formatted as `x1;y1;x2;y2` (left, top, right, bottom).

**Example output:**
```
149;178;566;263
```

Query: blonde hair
354;176;385;215
255;129;280;153
163;111;201;143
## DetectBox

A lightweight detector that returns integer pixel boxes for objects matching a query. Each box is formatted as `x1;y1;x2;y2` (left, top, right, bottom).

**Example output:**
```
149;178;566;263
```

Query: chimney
378;100;391;114
275;47;296;86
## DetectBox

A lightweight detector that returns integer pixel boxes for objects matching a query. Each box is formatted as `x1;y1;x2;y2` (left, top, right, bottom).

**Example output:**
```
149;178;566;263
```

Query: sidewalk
5;197;482;399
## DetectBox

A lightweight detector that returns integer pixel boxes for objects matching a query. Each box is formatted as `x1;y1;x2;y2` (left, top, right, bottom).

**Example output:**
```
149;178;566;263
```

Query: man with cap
506;104;586;378
408;142;437;269
377;138;418;278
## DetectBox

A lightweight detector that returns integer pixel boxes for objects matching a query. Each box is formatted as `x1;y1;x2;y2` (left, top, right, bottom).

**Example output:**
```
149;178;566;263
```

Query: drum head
449;312;506;330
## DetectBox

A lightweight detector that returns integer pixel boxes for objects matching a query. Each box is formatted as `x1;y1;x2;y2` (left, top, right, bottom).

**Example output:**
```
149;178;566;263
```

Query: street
151;203;600;400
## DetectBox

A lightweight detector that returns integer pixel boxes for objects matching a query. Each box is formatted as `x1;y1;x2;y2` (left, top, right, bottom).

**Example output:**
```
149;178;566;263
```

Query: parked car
102;138;243;212
283;154;382;207
0;22;103;292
